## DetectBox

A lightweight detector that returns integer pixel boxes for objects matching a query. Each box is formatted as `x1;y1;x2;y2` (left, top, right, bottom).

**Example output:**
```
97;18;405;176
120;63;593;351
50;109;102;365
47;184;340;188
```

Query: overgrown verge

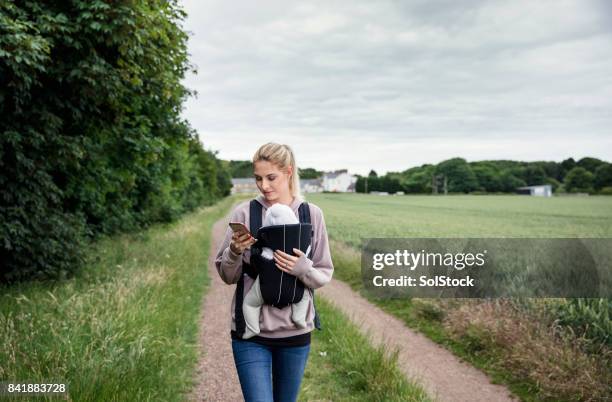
330;239;612;402
0;197;234;401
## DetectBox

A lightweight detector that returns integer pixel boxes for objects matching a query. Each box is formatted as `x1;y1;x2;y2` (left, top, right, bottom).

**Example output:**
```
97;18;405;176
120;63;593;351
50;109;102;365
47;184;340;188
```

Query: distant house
322;169;358;192
231;178;258;194
516;185;552;197
300;178;323;193
233;172;357;194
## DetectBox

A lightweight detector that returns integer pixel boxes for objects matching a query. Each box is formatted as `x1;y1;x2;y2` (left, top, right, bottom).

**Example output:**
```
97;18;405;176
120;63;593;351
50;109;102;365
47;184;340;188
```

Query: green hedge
0;0;230;282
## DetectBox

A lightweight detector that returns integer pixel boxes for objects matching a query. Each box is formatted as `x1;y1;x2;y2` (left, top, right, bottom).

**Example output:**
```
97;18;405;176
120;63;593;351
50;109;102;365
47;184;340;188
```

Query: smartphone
229;222;253;237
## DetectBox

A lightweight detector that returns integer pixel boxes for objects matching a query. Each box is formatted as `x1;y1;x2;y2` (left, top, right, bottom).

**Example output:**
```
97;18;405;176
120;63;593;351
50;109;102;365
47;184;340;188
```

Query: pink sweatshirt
215;194;334;338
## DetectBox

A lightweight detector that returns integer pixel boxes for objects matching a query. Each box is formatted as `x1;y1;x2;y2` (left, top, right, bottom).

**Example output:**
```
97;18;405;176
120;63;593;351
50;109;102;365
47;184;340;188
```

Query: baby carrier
235;200;322;338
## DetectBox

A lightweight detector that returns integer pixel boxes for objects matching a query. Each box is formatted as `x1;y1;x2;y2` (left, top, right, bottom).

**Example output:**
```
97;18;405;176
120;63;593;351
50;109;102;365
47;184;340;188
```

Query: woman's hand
274;248;306;274
230;232;256;255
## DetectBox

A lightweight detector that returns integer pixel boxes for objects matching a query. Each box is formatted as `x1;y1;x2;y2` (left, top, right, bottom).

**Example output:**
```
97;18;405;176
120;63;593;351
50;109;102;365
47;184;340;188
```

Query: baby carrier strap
298;202;322;331
234;200;262;337
235;199;321;338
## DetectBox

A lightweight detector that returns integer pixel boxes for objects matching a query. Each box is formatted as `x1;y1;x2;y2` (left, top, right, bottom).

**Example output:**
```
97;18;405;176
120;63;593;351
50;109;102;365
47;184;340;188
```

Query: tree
228;160;253;178
402;171;432;193
499;171;526;192
537;161;563;181
379;176;402;193
524;165;548;186
0;1;230;282
355;176;365;193
560;158;576;179
564;167;594;193
435;158;479;193
594;164;612;190
576;157;604;174
299;168;323;179
544;177;561;192
472;164;502;192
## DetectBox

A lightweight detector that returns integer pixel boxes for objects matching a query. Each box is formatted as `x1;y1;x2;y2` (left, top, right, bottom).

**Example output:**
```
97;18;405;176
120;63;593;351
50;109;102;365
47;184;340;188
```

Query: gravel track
189;216;518;402
188;217;242;402
318;280;518;402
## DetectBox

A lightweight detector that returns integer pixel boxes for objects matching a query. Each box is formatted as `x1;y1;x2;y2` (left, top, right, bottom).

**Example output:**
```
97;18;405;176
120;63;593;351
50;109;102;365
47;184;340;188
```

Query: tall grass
0;197;235;401
443;299;611;402
300;298;433;402
553;298;611;349
325;238;611;402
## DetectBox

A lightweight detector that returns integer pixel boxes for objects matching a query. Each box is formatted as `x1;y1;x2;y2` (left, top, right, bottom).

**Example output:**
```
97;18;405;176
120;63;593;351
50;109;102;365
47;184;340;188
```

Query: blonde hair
252;143;301;198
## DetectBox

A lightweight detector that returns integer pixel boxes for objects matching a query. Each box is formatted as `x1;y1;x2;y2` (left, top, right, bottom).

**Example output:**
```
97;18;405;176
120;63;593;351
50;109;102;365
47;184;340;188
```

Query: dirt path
190;216;518;402
318;280;518;402
189;217;242;402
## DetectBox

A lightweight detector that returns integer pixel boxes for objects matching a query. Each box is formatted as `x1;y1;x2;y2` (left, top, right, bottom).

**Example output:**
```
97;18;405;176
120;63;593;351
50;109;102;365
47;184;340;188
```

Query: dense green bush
554;298;611;349
0;1;230;282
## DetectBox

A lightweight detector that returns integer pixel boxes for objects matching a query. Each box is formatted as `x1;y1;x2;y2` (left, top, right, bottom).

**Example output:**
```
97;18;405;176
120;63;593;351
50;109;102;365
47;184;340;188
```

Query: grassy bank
329;239;611;402
0;197;235;401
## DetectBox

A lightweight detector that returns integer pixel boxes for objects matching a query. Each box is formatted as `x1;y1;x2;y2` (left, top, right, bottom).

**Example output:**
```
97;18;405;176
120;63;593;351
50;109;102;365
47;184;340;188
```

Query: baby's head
263;203;299;227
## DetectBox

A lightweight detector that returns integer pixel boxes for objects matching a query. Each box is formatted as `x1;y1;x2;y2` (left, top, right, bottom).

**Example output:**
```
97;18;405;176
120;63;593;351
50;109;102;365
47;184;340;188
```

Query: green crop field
304;192;612;402
305;193;612;244
306;193;612;298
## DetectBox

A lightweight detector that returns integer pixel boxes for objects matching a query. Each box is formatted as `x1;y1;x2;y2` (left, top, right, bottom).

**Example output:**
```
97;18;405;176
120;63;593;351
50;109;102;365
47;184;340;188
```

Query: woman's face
254;160;293;204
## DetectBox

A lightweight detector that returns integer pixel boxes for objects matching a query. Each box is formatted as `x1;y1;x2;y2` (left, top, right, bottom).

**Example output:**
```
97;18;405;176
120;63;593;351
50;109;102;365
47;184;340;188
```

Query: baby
242;203;311;339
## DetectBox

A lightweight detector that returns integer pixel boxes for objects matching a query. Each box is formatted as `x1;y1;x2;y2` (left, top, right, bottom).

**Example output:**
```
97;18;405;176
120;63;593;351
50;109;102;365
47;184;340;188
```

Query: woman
215;142;334;402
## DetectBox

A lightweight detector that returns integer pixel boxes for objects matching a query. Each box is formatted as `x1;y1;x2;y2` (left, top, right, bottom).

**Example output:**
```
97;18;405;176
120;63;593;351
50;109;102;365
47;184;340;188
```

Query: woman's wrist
229;243;242;255
291;254;312;278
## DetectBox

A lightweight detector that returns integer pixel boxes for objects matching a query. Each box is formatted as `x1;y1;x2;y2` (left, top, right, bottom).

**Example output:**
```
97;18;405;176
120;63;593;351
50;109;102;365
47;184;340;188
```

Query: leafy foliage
0;1;231;282
564;167;594;193
229;159;323;180
554;298;611;349
594;164;612;190
228;160;253;178
298;167;323;179
435;158;479;193
355;157;610;194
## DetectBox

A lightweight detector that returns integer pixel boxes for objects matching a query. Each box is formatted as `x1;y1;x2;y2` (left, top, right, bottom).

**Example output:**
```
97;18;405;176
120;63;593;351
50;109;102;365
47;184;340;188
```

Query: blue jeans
231;339;310;402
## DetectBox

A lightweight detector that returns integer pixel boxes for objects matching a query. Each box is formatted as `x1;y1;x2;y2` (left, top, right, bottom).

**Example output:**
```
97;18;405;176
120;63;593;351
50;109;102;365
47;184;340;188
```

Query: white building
300;179;324;193
231;178;258;194
322;170;358;192
516;185;552;197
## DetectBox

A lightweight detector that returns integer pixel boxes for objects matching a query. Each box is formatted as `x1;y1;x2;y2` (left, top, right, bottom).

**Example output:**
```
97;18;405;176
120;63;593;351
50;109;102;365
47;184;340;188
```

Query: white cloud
180;0;612;174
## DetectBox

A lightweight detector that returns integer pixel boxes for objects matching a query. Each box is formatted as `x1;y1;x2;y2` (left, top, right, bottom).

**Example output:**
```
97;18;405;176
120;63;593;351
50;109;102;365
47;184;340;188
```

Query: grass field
305;192;612;402
305;193;612;245
0;195;431;401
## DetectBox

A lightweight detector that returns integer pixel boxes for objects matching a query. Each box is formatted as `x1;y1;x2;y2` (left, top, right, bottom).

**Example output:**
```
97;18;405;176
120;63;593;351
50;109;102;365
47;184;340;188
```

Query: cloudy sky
180;0;612;175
